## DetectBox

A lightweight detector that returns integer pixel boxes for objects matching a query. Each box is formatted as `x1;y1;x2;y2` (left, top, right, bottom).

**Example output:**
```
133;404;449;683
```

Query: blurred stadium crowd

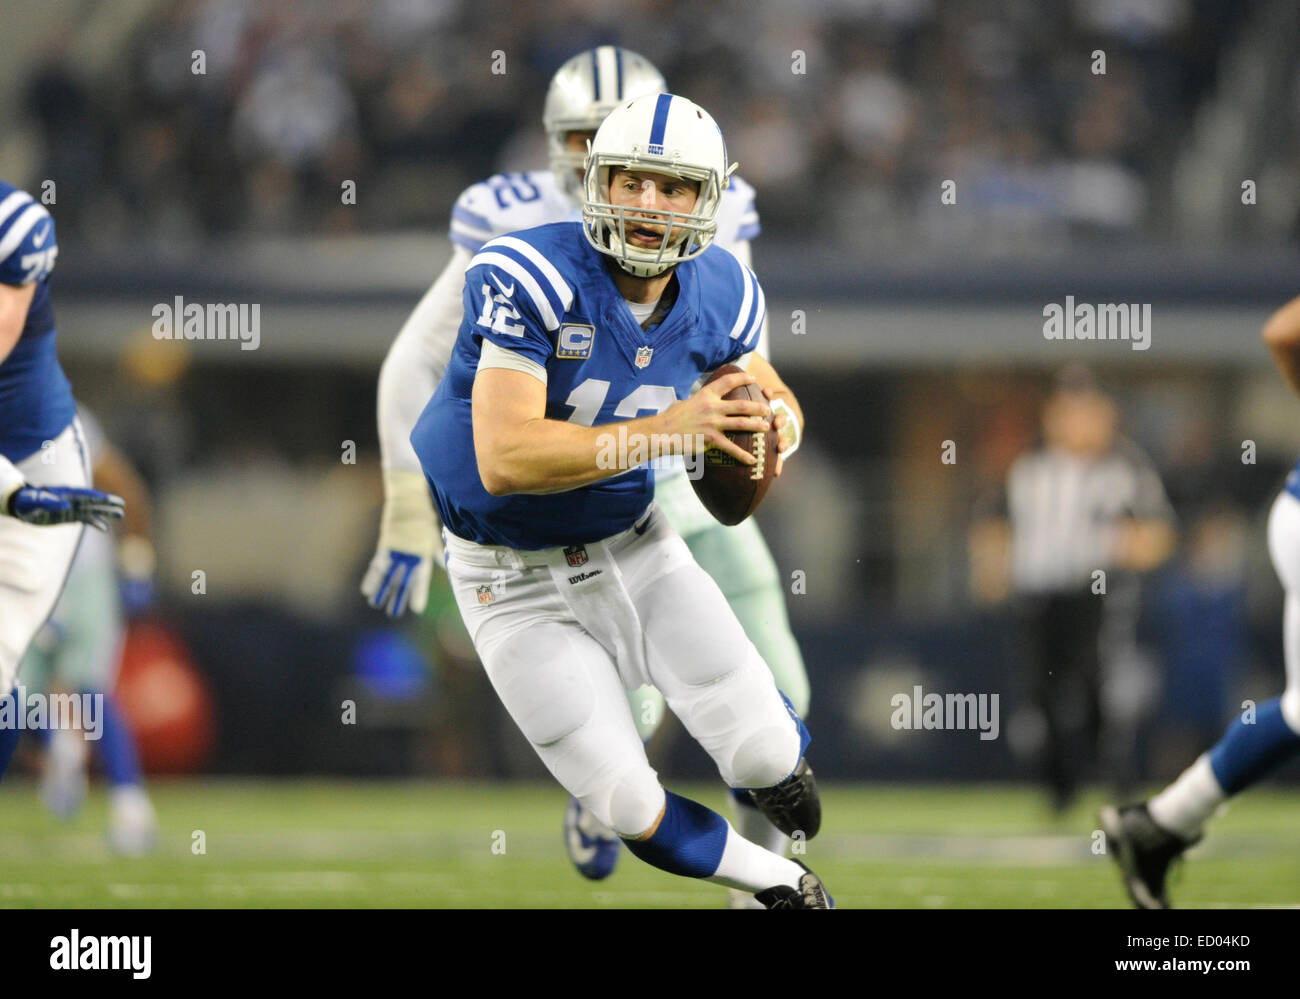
3;0;1300;791
15;0;1288;253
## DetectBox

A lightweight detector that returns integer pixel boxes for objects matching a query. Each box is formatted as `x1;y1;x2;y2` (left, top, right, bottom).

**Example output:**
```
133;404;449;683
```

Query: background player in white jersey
22;405;158;855
363;46;810;905
0;181;126;784
398;91;827;907
1101;294;1300;908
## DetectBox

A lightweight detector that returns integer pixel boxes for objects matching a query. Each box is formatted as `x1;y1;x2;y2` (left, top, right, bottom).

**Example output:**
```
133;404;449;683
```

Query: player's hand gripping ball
689;364;780;526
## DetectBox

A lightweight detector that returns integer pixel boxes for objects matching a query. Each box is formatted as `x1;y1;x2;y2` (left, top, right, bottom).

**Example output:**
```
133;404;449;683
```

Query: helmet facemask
582;154;728;278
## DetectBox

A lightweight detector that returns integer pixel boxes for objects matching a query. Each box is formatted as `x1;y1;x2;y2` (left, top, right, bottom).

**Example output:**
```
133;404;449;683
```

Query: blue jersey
412;222;766;549
0;181;75;462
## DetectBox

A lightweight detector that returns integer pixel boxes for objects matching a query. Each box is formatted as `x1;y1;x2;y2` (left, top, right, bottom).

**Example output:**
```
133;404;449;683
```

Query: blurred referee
971;367;1175;810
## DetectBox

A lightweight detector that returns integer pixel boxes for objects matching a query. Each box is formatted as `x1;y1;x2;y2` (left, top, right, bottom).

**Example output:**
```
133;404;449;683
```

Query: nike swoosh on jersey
490;274;515;298
32;222;51;248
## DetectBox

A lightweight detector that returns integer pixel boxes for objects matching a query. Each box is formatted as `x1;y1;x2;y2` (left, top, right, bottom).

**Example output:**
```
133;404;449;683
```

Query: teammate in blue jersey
364;46;810;906
0;181;126;782
1102;293;1300;908
400;93;828;907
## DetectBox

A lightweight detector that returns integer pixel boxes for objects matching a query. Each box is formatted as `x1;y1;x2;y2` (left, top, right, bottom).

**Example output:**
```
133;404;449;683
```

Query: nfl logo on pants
476;584;495;605
564;545;588;568
635;346;653;369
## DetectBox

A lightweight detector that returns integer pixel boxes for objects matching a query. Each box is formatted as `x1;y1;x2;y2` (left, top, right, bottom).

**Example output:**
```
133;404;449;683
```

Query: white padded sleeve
377;244;476;472
477;340;547;385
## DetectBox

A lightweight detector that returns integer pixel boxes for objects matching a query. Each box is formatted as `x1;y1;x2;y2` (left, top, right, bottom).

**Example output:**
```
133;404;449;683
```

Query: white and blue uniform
408;222;801;841
0;182;89;692
415;222;763;549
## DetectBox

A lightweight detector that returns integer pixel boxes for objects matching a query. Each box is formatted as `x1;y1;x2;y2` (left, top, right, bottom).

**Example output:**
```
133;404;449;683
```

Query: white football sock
1147;754;1226;840
707;822;804;894
726;797;790;908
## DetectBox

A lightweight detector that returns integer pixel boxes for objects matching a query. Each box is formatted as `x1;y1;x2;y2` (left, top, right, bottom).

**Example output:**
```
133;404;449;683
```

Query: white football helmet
582;93;735;278
543;47;667;202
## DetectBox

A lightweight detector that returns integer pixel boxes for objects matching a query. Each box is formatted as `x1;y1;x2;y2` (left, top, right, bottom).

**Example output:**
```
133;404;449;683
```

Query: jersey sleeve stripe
741;280;766;348
452;205;493;231
492;236;574;313
468;250;561;331
0;203;49;264
727;264;756;340
451;218;494;242
0;190;34;229
450;231;487;254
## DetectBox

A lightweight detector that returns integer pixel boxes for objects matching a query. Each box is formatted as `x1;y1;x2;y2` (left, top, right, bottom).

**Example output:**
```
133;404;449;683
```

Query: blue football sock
0;688;21;781
84;691;143;787
1208;697;1300;795
622;791;728;879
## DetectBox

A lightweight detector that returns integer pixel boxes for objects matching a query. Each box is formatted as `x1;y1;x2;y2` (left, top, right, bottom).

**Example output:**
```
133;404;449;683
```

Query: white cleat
108;785;158;857
40;729;88;820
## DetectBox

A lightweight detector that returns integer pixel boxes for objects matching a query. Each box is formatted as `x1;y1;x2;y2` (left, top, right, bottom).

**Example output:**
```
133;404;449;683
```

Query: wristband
770;398;801;459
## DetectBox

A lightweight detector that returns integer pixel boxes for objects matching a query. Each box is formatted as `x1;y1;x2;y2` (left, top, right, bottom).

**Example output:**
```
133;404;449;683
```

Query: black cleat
748;758;821;839
1099;803;1199;909
754;860;833;909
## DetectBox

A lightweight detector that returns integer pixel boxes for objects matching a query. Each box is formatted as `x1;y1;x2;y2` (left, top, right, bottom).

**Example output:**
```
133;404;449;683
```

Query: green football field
0;780;1296;908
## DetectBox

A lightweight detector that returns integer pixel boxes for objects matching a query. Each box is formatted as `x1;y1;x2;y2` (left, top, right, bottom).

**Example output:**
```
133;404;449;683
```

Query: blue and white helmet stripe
647;94;672;156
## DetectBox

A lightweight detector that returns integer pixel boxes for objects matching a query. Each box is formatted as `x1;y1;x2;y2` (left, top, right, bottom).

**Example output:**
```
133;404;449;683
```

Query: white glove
361;468;444;617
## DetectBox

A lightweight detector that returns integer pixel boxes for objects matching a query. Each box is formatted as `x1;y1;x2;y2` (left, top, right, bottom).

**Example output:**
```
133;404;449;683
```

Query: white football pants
443;504;803;838
1266;490;1300;732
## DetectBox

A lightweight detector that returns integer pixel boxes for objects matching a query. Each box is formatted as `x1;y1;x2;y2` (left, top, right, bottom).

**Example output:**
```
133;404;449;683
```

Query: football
689;363;780;526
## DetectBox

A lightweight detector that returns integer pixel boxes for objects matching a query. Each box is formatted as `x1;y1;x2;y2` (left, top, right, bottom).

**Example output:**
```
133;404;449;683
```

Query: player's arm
0;283;37;506
473;365;770;496
377;245;476;474
1263;294;1300;395
0;281;36;365
364;244;476;616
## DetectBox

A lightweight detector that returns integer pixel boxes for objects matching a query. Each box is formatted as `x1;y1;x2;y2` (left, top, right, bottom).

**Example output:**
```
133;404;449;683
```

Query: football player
0;181;126;782
1101;294;1300;908
363;46;810;906
397;92;827;907
22;404;158;855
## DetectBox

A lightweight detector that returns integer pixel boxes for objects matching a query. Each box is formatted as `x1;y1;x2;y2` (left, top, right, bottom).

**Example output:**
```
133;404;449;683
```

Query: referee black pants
1016;589;1104;808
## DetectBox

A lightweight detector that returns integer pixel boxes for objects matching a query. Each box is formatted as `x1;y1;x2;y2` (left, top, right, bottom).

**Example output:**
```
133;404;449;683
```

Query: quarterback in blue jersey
365;45;811;906
0;181;125;782
405;93;828;907
1102;294;1300;908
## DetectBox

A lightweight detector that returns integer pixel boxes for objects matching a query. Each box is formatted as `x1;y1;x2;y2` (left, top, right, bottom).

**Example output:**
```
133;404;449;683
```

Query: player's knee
729;723;800;790
1281;685;1300;735
603;769;665;838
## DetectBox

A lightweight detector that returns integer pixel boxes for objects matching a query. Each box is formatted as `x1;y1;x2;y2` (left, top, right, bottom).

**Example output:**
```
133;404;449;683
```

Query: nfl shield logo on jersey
635;346;653;369
564;545;588;568
476;584;495;605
